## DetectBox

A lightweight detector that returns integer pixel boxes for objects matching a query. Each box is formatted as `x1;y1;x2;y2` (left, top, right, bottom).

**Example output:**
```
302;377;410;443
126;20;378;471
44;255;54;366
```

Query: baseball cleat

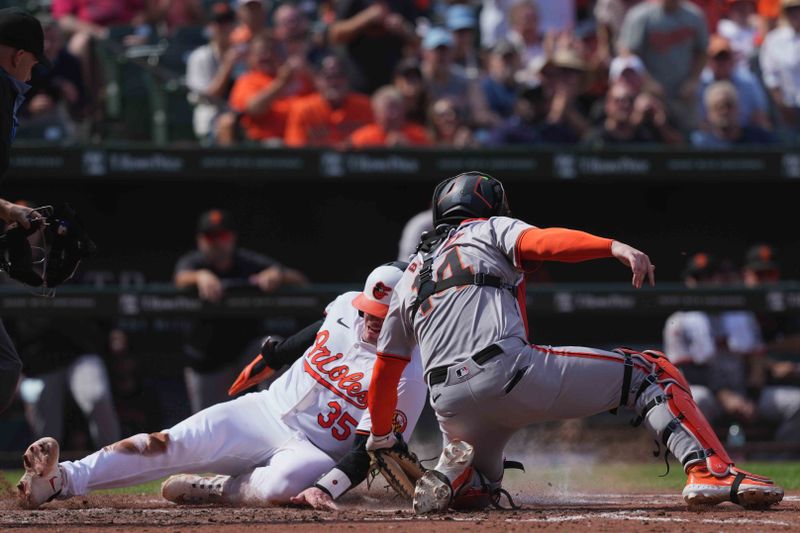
161;474;228;505
413;439;474;514
17;437;64;509
683;465;783;509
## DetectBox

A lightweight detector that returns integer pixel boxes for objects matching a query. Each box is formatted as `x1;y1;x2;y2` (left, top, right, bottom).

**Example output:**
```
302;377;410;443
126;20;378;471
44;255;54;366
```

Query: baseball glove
369;434;426;500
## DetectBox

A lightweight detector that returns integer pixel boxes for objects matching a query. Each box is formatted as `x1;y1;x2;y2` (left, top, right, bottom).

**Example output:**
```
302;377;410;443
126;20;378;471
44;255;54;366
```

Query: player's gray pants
19;354;121;447
0;319;22;414
429;338;705;483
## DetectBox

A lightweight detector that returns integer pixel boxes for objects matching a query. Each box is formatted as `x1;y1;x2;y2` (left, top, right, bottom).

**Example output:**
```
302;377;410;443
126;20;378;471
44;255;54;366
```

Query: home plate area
1;489;798;532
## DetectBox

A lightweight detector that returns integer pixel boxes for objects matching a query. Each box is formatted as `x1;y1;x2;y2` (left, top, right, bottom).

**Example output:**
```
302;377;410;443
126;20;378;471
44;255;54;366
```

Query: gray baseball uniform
379;217;715;483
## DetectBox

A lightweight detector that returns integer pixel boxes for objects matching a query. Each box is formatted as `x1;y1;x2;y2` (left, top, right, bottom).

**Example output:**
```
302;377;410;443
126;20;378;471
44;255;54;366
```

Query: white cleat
161;474;228;505
17;437;64;509
413;439;474;514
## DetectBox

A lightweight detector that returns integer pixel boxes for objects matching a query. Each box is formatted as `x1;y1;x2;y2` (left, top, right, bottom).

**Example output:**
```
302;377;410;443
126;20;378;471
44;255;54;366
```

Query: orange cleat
683;464;784;509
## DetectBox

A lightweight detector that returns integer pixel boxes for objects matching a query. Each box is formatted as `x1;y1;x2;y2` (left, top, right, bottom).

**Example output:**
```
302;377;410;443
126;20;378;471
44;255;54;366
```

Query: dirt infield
2;485;798;532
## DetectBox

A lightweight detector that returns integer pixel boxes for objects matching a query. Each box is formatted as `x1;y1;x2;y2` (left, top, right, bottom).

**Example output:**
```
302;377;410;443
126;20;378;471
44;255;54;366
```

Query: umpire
0;8;51;413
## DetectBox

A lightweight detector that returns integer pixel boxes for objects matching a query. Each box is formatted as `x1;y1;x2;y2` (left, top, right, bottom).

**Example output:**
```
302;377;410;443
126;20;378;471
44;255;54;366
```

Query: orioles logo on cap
373;281;392;300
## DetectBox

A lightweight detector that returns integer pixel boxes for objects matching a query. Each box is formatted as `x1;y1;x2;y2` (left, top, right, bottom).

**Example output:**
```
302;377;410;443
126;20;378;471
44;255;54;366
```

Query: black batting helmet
432;171;511;226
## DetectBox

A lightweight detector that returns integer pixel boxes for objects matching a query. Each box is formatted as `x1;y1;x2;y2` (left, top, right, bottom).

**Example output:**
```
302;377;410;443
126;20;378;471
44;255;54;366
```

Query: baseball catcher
17;262;427;510
365;171;784;514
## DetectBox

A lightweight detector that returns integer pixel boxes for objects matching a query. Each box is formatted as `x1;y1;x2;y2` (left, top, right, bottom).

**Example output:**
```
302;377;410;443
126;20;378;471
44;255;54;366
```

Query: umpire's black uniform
0;8;52;413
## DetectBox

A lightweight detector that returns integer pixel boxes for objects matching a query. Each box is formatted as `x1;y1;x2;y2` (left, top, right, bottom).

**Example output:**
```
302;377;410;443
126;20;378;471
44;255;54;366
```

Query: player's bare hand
196;269;223;302
250;266;284;293
290;487;338;510
611;241;655;289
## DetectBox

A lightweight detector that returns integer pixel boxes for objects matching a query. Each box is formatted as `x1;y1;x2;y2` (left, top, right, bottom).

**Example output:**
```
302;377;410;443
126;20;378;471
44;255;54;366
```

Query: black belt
427;344;504;386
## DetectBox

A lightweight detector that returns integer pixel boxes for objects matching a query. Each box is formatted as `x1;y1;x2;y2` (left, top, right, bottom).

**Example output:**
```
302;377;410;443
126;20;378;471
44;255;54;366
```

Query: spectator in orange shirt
350;85;430;147
284;55;373;147
226;32;314;143
231;0;268;45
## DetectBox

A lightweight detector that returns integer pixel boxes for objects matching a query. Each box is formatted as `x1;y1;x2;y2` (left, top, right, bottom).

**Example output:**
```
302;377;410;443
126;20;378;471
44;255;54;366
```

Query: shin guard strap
730;471;746;505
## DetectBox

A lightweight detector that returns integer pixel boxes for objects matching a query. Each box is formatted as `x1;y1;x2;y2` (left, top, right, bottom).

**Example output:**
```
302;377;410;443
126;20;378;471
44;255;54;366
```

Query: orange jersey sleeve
367;353;409;436
516;227;613;266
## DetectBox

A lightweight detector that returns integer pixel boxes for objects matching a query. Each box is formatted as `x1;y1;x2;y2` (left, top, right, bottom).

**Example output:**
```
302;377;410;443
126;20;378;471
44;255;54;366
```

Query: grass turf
3;462;800;498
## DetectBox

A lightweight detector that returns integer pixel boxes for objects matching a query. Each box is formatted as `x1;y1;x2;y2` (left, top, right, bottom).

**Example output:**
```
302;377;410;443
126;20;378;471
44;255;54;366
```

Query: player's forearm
315;432;371;499
516;227;613;264
367;354;408;435
174;269;207;288
281;267;309;286
206;61;237;100
245;80;289;116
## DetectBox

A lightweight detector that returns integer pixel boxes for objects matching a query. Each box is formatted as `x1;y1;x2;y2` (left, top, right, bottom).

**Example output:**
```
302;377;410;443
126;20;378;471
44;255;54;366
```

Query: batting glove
366;431;397;452
228;337;278;396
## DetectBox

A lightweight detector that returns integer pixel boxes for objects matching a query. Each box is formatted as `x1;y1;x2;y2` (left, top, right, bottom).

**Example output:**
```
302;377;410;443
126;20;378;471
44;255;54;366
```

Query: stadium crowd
9;0;800;147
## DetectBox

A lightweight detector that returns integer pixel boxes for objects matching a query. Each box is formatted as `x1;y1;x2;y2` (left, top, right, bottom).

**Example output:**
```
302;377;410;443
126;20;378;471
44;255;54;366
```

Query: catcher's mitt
369;434;426;499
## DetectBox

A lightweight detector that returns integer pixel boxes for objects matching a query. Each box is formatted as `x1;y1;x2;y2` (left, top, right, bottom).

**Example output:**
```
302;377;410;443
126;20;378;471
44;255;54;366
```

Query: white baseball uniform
56;292;427;504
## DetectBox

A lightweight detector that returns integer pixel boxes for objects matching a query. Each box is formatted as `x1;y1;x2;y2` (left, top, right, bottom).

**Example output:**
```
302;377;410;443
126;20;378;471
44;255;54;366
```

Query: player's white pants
59;391;335;504
429;340;704;483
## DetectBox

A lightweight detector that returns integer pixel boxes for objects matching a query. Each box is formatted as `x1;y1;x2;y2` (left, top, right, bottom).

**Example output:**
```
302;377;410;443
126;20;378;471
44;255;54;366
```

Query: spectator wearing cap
18;17;86;142
428;97;476;148
585;80;683;146
608;54;670;97
393;59;428;125
284;55;373;147
618;0;709;133
446;4;480;79
349;85;430;147
717;0;759;71
481;40;521;120
174;209;308;412
691;80;776;146
330;0;420;95
760;0;800;134
231;0;268;45
537;48;592;142
698;34;771;130
185;2;241;141
225;32;314;144
421;27;499;129
661;252;800;444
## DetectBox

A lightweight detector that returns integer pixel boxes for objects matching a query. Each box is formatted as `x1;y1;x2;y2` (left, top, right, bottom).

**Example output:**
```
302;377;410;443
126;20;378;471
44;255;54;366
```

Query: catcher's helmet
432;171;511;226
352;261;409;318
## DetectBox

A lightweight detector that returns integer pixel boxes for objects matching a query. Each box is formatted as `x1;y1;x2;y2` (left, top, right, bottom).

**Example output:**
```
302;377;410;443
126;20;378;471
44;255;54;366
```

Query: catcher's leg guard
633;350;733;476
